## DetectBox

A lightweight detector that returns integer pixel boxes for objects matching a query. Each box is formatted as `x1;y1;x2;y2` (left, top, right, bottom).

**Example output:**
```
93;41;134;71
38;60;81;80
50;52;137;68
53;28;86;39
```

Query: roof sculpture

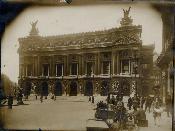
18;7;142;52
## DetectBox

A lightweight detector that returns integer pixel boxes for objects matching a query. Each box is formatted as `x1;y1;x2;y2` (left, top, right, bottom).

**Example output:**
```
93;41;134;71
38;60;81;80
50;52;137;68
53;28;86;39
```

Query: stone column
129;59;131;74
111;51;116;75
95;54;97;75
63;56;67;76
32;56;34;76
66;55;70;76
82;55;85;75
98;52;101;75
120;60;122;74
116;51;119;74
52;55;55;76
19;56;22;77
77;63;79;75
49;56;52;76
25;65;28;76
37;56;41;76
79;55;82;75
34;56;37;76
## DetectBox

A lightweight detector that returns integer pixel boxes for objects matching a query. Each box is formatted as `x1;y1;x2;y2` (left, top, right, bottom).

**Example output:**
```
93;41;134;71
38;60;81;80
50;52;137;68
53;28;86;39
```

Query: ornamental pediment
41;56;50;63
114;30;141;45
55;56;64;63
85;54;96;61
69;55;79;62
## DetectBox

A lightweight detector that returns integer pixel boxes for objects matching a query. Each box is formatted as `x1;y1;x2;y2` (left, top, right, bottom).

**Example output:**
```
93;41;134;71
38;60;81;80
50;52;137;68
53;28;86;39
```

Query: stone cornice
18;25;142;53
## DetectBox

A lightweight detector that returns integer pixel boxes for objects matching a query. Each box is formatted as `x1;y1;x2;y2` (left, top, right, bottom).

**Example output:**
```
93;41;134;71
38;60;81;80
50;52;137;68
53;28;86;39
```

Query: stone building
18;8;154;96
156;5;174;102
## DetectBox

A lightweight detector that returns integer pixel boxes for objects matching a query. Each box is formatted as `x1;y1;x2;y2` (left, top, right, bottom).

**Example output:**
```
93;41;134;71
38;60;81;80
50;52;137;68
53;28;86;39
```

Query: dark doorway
122;80;130;96
69;81;77;96
84;81;93;96
101;81;109;96
54;81;62;96
41;81;48;96
24;81;32;96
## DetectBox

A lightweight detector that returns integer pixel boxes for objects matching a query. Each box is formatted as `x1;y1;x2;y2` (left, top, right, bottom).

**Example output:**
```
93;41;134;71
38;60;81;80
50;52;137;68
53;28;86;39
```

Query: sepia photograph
0;0;174;131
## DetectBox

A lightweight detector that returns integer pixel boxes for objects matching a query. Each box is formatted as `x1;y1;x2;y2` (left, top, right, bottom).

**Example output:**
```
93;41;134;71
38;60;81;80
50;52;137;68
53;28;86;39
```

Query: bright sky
1;3;162;83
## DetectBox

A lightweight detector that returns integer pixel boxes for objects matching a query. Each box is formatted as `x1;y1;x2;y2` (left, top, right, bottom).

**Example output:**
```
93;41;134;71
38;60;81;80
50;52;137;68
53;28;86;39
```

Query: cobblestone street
1;95;172;131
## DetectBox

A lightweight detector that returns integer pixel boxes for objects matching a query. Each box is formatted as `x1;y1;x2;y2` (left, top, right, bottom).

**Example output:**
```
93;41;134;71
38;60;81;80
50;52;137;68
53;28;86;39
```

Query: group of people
96;101;108;109
127;95;164;112
88;96;95;103
107;93;172;127
108;99;145;130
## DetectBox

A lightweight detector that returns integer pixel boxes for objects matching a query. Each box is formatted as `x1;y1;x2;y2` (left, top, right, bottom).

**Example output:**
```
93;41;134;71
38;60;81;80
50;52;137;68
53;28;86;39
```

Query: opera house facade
18;8;154;96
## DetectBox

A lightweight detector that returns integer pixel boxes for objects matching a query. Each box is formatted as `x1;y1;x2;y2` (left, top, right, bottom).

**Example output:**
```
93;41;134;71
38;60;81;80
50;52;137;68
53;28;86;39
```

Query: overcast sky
1;3;162;83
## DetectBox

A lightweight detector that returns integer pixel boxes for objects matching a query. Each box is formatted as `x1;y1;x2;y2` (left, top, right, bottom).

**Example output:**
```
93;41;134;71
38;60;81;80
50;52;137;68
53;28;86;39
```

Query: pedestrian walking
145;96;152;113
89;96;91;102
92;96;94;104
17;89;24;105
111;95;115;105
165;95;172;117
8;94;13;109
153;102;163;126
34;85;38;100
137;96;140;107
141;97;146;109
40;95;43;103
127;96;133;110
132;95;138;111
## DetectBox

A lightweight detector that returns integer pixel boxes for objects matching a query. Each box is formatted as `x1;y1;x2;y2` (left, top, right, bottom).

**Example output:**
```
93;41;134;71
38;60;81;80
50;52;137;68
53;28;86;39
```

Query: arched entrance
69;81;77;96
54;81;62;96
24;81;32;97
84;81;93;96
41;81;48;96
100;81;109;96
121;79;130;96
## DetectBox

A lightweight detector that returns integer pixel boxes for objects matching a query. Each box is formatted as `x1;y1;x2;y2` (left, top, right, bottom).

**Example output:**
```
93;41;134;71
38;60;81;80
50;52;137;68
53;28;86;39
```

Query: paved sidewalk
1;96;95;130
1;95;173;131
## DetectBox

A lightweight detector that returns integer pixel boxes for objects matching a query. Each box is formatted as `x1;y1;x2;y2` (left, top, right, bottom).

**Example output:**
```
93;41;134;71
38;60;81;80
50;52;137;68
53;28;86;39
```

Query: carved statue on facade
120;7;133;26
30;20;39;36
123;7;131;18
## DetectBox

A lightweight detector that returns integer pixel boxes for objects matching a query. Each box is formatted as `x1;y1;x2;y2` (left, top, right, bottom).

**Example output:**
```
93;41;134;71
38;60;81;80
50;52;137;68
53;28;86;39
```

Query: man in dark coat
111;95;115;105
165;95;172;117
89;96;91;102
145;96;152;113
92;96;94;104
8;95;13;109
17;89;24;105
132;95;138;111
128;96;133;110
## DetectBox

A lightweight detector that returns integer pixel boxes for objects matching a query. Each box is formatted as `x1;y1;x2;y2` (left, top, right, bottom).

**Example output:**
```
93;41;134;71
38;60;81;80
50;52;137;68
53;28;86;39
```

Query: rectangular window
71;63;78;75
122;60;129;74
56;64;63;76
27;64;32;76
87;62;93;76
103;61;110;74
43;64;49;76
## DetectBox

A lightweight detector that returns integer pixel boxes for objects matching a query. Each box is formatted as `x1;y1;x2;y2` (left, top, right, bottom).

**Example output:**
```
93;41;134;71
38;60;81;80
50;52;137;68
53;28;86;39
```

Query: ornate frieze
40;56;50;63
101;52;111;61
85;54;96;61
69;55;79;62
55;56;64;63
